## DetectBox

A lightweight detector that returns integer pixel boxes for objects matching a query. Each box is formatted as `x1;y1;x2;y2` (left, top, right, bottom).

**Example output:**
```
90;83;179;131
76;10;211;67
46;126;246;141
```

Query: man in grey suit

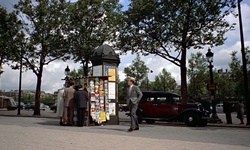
126;76;143;132
74;84;89;127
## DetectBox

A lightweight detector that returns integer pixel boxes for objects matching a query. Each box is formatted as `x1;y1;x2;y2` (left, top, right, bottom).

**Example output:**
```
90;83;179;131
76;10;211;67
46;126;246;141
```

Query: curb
1;114;250;128
207;123;250;128
0;114;58;119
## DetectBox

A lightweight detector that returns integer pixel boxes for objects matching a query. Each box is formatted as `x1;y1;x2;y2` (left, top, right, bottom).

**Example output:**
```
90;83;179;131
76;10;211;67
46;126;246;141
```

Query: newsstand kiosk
79;44;120;125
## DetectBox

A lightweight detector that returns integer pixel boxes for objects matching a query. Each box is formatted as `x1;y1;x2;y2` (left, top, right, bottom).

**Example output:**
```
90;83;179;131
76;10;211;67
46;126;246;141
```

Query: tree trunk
33;66;43;116
83;60;89;77
180;49;188;103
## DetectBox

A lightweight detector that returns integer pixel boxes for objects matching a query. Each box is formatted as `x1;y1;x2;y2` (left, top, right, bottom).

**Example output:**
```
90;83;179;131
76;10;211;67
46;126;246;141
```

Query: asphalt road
0;115;249;150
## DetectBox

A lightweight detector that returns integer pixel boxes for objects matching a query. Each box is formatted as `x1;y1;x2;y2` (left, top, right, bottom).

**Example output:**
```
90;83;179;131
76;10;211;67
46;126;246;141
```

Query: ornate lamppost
64;65;70;86
206;49;222;123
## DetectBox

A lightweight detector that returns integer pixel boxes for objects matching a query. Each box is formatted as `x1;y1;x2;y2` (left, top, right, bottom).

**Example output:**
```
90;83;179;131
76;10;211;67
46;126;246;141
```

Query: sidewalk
0;108;249;128
1;122;249;150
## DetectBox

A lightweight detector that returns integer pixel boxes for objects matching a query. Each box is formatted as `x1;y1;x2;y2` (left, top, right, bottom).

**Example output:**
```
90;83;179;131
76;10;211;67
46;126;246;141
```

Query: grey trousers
128;101;139;129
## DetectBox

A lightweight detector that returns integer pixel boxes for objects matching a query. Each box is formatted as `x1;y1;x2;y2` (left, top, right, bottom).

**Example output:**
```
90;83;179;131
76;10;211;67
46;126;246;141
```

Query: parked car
119;104;129;112
40;103;46;111
15;102;25;109
50;103;57;113
132;91;209;127
25;102;46;111
216;103;223;113
25;102;35;110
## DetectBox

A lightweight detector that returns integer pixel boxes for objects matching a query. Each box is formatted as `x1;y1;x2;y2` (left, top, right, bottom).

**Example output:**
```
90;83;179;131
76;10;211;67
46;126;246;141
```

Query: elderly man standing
63;81;75;126
126;77;143;132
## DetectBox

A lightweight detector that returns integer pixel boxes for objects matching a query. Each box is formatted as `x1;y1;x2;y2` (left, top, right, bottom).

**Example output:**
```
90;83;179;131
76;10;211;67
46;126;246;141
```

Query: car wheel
7;106;12;110
145;119;155;124
136;110;143;124
184;113;199;127
198;119;208;127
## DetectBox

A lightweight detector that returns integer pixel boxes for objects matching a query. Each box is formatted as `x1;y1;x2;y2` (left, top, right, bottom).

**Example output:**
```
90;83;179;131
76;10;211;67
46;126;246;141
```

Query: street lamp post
17;50;23;115
238;0;250;125
206;49;222;123
64;65;70;86
146;69;153;91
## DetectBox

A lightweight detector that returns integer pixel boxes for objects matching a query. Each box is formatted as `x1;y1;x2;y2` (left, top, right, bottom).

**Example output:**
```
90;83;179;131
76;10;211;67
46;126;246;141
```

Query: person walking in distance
223;98;232;124
56;87;65;125
237;100;245;124
126;77;143;132
74;84;89;127
63;81;75;126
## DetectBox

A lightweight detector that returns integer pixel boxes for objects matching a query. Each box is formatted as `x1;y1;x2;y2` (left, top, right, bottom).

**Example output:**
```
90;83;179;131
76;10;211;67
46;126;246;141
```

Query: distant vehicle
0;96;16;110
131;91;209;127
216;103;223;113
25;102;46;111
25;102;35;110
50;103;57;113
119;104;128;112
40;103;46;111
15;102;25;109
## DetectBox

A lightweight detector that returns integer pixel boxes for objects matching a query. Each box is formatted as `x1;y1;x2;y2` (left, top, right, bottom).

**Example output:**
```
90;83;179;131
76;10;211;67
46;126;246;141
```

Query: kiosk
89;44;120;125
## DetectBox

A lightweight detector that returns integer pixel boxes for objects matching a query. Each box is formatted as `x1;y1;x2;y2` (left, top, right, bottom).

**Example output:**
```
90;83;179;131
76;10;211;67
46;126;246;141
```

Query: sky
0;0;250;94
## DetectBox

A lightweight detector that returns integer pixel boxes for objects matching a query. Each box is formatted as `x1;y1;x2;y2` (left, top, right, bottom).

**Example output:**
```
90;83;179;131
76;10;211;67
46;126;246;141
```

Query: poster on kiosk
82;65;117;125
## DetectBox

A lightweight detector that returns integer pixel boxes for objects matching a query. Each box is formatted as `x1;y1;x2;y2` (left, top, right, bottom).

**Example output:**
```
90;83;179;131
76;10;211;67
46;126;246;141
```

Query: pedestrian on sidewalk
126;76;143;132
74;84;89;127
56;87;65;125
236;100;244;124
63;81;75;126
223;98;232;124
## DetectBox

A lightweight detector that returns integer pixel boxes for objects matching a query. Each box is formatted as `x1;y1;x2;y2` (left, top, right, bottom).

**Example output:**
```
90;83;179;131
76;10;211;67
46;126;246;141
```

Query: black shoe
60;122;63;126
134;127;139;130
127;128;133;132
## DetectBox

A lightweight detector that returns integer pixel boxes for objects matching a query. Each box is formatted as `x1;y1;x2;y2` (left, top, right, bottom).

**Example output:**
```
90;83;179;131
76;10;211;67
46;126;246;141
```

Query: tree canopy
123;55;149;86
117;0;236;102
0;7;22;75
13;0;70;115
68;0;122;77
151;68;177;92
187;52;208;98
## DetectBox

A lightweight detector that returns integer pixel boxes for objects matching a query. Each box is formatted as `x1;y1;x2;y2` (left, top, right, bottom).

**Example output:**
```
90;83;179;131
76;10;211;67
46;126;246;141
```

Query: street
0;113;250;150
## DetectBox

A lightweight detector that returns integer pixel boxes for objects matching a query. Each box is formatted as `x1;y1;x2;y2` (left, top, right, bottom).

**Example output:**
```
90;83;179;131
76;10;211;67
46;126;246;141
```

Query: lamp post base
208;115;223;123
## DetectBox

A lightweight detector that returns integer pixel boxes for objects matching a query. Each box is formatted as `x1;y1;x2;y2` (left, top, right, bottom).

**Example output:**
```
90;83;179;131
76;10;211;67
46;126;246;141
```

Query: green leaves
151;68;177;92
0;7;22;70
187;52;208;98
117;0;236;101
123;55;149;86
67;0;121;76
118;0;236;62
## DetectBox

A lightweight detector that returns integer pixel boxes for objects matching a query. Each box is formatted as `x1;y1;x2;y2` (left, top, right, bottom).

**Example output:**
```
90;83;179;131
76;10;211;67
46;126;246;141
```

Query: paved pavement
0;108;249;128
0;116;250;150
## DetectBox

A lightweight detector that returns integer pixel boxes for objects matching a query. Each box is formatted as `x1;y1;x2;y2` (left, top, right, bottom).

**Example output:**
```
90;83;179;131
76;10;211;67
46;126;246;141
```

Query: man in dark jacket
74;84;89;127
223;98;232;124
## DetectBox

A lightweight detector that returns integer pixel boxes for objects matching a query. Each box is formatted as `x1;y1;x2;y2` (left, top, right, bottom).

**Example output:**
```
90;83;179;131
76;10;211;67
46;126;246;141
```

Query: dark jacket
75;89;89;109
223;101;232;113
